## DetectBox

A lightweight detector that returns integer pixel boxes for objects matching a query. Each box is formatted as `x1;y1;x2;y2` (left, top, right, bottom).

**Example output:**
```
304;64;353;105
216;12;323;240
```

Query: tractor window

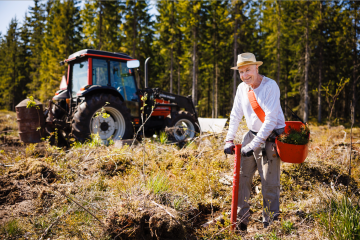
110;61;138;102
92;59;109;86
71;60;88;98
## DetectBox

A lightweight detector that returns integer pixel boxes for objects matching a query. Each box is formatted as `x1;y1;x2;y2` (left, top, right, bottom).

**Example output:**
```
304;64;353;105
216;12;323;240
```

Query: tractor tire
72;93;133;142
166;111;200;142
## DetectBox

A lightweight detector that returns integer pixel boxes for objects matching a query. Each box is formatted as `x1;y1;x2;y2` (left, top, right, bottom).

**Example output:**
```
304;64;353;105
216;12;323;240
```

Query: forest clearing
0;0;360;239
0;109;359;239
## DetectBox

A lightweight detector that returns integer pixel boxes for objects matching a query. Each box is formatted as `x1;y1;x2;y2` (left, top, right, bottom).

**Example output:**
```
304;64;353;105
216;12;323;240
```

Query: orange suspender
247;89;266;123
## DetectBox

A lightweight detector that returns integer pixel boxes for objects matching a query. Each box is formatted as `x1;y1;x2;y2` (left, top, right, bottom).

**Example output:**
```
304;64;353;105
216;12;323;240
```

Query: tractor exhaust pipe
145;57;150;88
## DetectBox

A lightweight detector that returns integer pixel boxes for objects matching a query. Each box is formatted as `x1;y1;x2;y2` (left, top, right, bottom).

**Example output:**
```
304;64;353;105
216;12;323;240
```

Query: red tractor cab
48;49;199;145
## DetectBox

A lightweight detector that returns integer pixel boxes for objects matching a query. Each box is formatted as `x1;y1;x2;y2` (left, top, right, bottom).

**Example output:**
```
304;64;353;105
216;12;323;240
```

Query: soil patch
282;161;358;191
104;201;186;240
0;159;58;224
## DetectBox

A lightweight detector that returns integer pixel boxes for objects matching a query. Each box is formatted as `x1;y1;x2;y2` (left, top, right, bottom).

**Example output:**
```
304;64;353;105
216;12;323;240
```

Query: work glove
241;145;254;157
224;141;235;155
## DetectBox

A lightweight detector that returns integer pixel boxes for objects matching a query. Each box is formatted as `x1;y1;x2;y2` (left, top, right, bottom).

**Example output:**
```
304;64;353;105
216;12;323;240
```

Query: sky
0;0;159;36
0;1;34;35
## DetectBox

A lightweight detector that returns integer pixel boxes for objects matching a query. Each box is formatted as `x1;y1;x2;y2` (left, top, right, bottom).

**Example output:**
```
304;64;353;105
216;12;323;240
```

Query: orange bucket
275;121;309;164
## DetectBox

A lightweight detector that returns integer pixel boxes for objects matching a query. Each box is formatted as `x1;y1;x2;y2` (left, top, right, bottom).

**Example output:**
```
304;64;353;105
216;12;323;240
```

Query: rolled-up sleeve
225;86;244;141
247;82;281;150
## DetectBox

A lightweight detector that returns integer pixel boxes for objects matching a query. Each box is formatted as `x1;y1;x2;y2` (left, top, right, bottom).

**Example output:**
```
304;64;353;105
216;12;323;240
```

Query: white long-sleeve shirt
226;76;286;150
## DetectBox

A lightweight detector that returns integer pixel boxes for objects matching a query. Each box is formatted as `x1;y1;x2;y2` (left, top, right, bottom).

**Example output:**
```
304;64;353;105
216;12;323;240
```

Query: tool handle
230;144;242;231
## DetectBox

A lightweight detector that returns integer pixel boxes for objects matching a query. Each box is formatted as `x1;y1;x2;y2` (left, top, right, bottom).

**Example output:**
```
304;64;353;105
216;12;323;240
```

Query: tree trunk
177;32;181;96
98;1;103;50
212;69;215;118
212;3;218;118
133;1;139;87
284;73;288;119
170;1;174;93
233;1;238;104
192;26;197;106
276;0;281;86
177;66;180;95
215;62;218;118
352;2;358;124
303;1;310;122
318;1;323;123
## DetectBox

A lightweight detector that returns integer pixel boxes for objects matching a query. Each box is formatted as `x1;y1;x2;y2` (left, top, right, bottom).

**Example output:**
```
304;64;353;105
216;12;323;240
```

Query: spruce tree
38;0;83;102
154;0;184;93
18;15;32;105
27;0;45;96
82;0;122;51
119;0;154;88
0;18;22;110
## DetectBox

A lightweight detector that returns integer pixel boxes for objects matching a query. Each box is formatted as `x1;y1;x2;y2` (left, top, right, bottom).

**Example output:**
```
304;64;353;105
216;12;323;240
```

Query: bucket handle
284;104;306;124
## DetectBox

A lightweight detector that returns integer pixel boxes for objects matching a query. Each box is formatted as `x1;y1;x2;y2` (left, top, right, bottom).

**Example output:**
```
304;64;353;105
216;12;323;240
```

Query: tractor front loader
16;49;200;146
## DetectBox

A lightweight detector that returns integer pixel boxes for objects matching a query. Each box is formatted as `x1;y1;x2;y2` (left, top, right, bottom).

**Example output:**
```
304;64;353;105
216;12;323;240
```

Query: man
224;52;286;230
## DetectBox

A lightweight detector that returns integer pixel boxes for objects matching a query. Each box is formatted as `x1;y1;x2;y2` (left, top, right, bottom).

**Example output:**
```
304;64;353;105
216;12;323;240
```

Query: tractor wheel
166;111;200;142
72;93;133;142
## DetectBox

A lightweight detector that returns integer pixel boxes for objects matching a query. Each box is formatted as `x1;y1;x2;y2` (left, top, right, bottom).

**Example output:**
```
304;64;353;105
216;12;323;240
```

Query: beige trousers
237;130;283;224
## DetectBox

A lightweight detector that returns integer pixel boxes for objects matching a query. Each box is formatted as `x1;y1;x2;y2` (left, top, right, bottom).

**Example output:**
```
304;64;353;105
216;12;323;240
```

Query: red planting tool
230;144;242;231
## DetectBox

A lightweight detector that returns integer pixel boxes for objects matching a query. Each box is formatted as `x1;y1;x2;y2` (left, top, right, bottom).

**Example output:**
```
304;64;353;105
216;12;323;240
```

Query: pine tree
82;0;122;51
0;18;22;110
153;0;179;93
176;0;208;109
38;0;83;102
119;0;154;88
206;0;231;117
27;0;45;96
317;1;324;123
18;15;32;104
351;1;359;123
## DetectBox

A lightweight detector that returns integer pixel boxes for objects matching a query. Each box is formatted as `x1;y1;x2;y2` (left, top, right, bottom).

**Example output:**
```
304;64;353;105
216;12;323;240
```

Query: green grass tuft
318;196;360;240
146;173;170;195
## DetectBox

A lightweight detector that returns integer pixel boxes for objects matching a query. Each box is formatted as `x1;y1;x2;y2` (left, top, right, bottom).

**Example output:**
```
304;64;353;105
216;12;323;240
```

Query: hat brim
231;61;263;70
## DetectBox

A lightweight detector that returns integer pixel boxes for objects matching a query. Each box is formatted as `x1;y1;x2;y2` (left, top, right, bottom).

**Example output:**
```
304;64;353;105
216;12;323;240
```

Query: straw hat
231;52;263;70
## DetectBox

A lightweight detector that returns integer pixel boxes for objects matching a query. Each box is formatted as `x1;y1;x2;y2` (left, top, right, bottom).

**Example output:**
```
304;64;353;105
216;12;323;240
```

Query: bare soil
0;159;57;224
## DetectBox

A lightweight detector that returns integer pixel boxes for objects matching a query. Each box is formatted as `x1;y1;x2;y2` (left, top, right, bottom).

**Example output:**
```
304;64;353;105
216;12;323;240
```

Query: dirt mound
7;159;57;183
0;178;19;205
0;159;58;224
282;161;357;190
98;156;132;176
104;202;186;240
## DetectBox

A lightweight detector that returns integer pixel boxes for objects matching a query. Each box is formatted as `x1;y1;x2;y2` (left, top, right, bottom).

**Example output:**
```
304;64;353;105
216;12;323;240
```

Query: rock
114;139;137;148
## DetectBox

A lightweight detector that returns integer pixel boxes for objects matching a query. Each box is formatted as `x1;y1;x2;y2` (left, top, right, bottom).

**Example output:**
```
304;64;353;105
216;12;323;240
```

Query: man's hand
241;145;254;157
224;141;235;155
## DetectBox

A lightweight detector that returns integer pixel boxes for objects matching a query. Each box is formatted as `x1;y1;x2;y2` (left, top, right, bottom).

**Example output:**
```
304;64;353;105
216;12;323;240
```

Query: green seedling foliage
318;197;360;240
278;124;310;145
146;173;170;195
26;96;39;109
160;131;168;144
281;220;294;234
268;230;280;240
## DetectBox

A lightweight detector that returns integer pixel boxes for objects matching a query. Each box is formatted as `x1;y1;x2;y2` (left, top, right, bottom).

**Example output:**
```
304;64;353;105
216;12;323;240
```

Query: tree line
0;0;358;125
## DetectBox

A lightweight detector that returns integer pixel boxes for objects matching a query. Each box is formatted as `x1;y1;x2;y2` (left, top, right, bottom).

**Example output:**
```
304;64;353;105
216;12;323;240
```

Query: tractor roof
66;49;133;62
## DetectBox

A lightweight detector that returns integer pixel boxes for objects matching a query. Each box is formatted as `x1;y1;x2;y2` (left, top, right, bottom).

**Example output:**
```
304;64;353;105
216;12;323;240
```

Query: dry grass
0;114;359;239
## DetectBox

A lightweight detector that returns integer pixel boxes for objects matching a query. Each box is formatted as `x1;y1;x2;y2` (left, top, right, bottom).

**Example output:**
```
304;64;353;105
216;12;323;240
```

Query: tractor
24;49;200;146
